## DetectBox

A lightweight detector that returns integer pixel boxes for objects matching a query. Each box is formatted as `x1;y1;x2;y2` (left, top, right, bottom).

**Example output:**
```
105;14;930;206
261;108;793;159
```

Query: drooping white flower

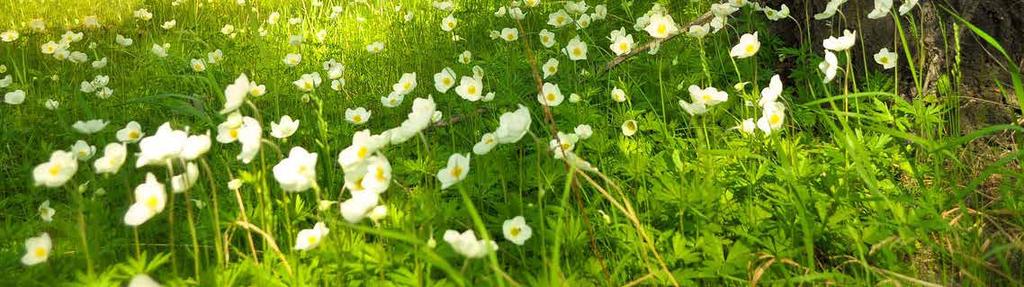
494;105;531;144
819;50;840;83
170;162;200;193
874;48;898;69
730;32;761;59
136;123;188;167
386;96;437;144
340;190;380;223
898;0;919;15
294;222;329;250
443;229;497;258
237;117;262;164
72;119;108;134
180;131;211;161
502;216;533;245
868;0;893;19
38;200;55;222
814;0;848;20
437;153;470;190
4;90;25;105
737;118;757;135
273;147;318;192
759;74;784;107
220;74;251;114
823;30;857;52
270;115;299;139
94;143;127;174
537;82;564;106
123;173;167;226
20;233;51;266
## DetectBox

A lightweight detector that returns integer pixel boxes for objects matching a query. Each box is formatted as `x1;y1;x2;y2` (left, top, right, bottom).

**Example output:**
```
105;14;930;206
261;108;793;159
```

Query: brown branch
602;11;716;74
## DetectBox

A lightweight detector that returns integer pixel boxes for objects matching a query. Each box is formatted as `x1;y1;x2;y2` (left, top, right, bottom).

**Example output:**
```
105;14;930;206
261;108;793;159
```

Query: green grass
1;0;1022;286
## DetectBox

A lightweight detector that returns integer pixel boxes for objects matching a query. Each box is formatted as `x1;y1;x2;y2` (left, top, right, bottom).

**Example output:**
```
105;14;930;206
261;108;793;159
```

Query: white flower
92;57;108;69
575;124;593;139
4;90;25;105
72;119;108;134
765;5;791;21
368;205;388;222
345;107;371;125
228;179;243;190
38;200;55;222
116;35;133;47
899;0;919;15
711;3;739;17
524;0;540;7
730;32;760;59
537;82;564;106
874;48;898;69
868;0;893;19
455;76;484;101
162;20;177;30
237;117;262;164
458;50;472;64
564;36;588;61
221;74;251;114
815;0;848;20
819;50;839;83
190;59;206;72
609;28;635;56
45;99;59;110
539;29;556;48
441;15;458;32
128;274;161;287
207;49;224;64
273;147;318;192
94;143;127;174
690;85;729;107
180;131;212;161
381;91;405;108
33;150;78;187
366;42;385;53
500;28;519;42
549;132;579;159
134;8;153;21
437;153;470;189
340;190;380;223
220;24;235;35
611;87;628;103
575;14;592;29
756;102;787;135
482;92;495;102
293;72;322;93
0;74;12;88
1;30;18;42
170;162;200;193
136;123;188;167
443;229;497;258
338;130;389;172
123;173;167;226
502;216;533;245
823;30;857;52
621;120;638;136
116;121;145;143
151;44;168;58
268;12;281;25
644;13;678;39
548;10;571;28
472;133;498;155
542;58;559;79
738;118;757;135
433;67;457;93
269;115;299;139
20;233;51;266
494;105;531;144
392;72;418;95
294;222;329;250
759;74;784;107
593;4;607;20
283;53;302;67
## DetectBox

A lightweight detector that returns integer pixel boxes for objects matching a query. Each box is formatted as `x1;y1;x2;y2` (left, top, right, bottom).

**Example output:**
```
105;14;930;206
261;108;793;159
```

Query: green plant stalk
200;159;224;267
69;184;94;275
456;185;507;287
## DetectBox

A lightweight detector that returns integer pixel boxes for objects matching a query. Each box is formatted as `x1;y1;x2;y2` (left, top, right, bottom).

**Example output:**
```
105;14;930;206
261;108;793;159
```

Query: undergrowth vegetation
1;0;1022;286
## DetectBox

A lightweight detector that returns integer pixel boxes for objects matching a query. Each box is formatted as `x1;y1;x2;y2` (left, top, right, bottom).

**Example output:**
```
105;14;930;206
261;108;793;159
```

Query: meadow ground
1;0;1023;286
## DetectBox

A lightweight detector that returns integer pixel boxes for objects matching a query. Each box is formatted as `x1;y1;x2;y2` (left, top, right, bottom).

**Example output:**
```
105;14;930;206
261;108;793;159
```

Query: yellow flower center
769;114;781;125
304;81;313;90
618;42;629;52
542;36;550;43
34;247;47;258
745;44;756;54
443;78;451;85
48;164;61;176
145;196;159;209
556;16;565;24
546;93;556;102
307;235;318;245
450;166;463;178
357;146;369;159
375;167;386;181
353;115;362;123
403;82;411;90
657;24;667;35
510;227;521;237
467;85;477;95
229;129;239;139
572;48;582;56
128;130;139;139
880;57;889;64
